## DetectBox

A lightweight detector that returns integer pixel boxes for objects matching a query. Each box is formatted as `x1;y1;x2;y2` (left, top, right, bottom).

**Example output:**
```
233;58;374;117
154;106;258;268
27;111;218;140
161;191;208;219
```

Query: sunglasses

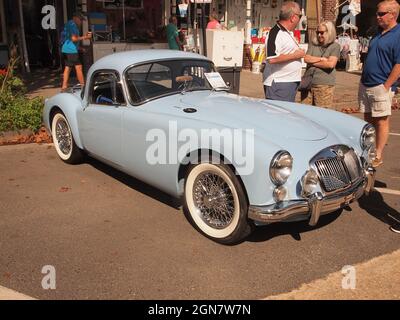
317;31;327;35
376;11;390;17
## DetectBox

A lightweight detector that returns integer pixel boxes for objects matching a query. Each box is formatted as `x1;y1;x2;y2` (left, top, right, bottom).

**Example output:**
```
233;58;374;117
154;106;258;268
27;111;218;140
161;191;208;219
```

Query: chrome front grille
315;158;351;192
311;146;363;193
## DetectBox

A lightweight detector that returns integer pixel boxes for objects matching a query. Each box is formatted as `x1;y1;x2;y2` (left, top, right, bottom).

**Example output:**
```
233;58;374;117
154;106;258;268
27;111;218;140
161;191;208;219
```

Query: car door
120;60;214;196
121;61;184;195
80;70;126;167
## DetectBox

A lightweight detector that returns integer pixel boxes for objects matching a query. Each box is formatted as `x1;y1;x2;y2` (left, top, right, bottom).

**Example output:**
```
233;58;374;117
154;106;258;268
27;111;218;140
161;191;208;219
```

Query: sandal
372;157;383;168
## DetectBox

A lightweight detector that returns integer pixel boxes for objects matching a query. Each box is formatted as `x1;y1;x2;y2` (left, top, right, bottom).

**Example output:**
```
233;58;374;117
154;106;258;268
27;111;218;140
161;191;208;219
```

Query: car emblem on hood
183;108;197;113
332;148;345;160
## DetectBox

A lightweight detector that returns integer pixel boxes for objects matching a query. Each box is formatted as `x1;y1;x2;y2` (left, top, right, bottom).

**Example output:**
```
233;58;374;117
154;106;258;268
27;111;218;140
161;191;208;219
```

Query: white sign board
205;72;228;89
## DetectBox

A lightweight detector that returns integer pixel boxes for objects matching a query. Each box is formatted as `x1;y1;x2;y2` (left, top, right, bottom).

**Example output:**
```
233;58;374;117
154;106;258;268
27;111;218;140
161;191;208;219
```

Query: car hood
176;92;328;141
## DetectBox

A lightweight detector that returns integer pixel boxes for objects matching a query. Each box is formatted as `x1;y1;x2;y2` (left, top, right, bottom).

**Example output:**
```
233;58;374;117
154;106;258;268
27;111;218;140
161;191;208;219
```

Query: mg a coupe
43;50;376;244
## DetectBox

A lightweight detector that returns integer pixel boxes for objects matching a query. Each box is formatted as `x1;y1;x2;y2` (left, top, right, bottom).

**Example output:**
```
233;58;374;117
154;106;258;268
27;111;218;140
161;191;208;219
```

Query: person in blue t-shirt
359;1;400;170
61;12;92;92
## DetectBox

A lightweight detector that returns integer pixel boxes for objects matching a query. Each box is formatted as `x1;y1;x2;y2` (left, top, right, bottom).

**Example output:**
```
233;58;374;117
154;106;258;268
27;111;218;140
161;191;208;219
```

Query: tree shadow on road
25;68;61;93
358;184;400;227
86;157;182;210
246;210;343;243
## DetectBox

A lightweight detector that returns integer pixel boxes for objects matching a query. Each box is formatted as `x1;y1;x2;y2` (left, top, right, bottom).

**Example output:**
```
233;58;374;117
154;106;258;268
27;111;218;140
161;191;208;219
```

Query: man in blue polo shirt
359;0;400;169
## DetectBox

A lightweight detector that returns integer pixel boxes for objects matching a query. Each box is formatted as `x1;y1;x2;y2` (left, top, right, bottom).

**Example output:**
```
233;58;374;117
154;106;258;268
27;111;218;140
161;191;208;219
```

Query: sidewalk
0;286;36;300
265;249;400;300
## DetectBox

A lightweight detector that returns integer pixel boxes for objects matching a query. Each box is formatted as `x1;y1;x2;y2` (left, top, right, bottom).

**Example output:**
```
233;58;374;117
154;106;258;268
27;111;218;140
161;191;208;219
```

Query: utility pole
245;0;252;45
201;2;207;56
316;0;321;23
18;0;30;73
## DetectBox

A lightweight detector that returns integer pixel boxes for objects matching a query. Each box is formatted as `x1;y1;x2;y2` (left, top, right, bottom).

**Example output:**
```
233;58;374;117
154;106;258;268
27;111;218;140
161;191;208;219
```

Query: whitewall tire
184;162;253;244
51;112;83;164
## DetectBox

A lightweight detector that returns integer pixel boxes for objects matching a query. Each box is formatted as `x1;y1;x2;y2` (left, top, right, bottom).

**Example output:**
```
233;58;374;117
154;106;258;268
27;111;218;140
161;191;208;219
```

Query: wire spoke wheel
193;171;235;229
51;112;83;164
184;162;252;244
55;118;72;156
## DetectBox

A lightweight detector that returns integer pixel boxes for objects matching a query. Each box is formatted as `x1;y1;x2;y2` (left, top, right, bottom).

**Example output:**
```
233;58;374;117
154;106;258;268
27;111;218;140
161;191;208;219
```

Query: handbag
298;70;314;92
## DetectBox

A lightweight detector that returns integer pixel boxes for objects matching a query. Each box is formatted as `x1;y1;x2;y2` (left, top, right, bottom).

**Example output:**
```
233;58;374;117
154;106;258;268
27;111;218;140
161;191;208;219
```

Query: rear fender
44;93;84;149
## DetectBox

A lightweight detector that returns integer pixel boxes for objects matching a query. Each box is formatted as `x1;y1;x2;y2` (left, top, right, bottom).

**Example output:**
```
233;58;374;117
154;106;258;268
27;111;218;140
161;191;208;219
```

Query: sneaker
372;157;383;168
389;223;400;234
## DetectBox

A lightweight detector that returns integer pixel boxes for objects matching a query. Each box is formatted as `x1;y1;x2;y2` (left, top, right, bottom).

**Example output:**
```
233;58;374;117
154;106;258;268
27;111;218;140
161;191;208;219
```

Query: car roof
89;49;211;75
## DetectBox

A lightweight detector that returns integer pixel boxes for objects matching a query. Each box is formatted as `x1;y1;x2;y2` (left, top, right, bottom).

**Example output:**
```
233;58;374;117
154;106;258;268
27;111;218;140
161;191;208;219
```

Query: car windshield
125;59;216;104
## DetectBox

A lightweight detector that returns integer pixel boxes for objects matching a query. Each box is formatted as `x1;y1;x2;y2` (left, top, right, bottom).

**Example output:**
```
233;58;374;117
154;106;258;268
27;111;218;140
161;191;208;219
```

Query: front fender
43;93;84;149
176;126;282;205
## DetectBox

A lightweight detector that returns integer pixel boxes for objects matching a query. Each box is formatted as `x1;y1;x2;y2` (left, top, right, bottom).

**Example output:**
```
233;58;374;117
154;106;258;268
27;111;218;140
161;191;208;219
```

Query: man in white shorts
359;0;400;169
359;1;400;234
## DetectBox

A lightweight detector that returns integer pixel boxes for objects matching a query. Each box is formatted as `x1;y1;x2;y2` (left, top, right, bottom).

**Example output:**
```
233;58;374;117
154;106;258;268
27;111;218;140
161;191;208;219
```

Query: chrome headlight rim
301;169;319;198
360;124;376;150
269;150;293;186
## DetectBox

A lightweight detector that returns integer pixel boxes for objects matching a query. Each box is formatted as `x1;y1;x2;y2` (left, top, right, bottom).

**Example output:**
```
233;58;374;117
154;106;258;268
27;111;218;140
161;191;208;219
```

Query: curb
0;127;52;146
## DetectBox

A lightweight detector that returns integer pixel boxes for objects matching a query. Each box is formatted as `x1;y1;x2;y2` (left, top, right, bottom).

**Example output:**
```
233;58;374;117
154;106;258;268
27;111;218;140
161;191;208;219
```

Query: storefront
86;0;169;62
0;0;338;74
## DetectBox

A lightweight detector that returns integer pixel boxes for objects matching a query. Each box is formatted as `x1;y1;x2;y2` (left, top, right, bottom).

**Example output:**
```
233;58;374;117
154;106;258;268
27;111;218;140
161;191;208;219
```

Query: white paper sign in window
204;72;228;89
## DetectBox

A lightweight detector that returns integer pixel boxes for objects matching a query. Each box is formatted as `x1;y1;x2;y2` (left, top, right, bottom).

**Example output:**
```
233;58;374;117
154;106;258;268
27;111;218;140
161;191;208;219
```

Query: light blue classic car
43;50;376;244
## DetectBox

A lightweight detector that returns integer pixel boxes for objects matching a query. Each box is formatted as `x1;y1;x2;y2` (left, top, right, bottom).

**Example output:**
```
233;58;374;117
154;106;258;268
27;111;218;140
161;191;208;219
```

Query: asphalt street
0;111;399;300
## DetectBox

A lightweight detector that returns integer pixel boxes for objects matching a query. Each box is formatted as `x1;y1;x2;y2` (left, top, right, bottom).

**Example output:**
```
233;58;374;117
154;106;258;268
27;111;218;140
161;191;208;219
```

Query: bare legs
61;65;85;91
364;113;390;160
75;65;85;87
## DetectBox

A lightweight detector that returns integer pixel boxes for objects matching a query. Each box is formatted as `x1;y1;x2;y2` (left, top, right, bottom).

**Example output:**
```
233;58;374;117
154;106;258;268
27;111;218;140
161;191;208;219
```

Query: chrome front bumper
248;168;376;226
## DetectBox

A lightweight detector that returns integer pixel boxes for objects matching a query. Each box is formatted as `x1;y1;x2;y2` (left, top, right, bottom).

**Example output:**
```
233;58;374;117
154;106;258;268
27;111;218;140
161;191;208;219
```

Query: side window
126;63;173;103
90;71;126;106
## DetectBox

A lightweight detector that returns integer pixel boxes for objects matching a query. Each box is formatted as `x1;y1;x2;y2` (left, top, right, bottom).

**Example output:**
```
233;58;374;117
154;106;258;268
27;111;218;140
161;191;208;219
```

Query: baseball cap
73;11;87;20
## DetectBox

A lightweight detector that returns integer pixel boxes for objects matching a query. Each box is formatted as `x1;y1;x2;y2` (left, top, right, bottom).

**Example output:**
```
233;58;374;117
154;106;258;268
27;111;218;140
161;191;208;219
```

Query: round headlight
269;151;293;186
301;169;319;197
360;124;376;150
